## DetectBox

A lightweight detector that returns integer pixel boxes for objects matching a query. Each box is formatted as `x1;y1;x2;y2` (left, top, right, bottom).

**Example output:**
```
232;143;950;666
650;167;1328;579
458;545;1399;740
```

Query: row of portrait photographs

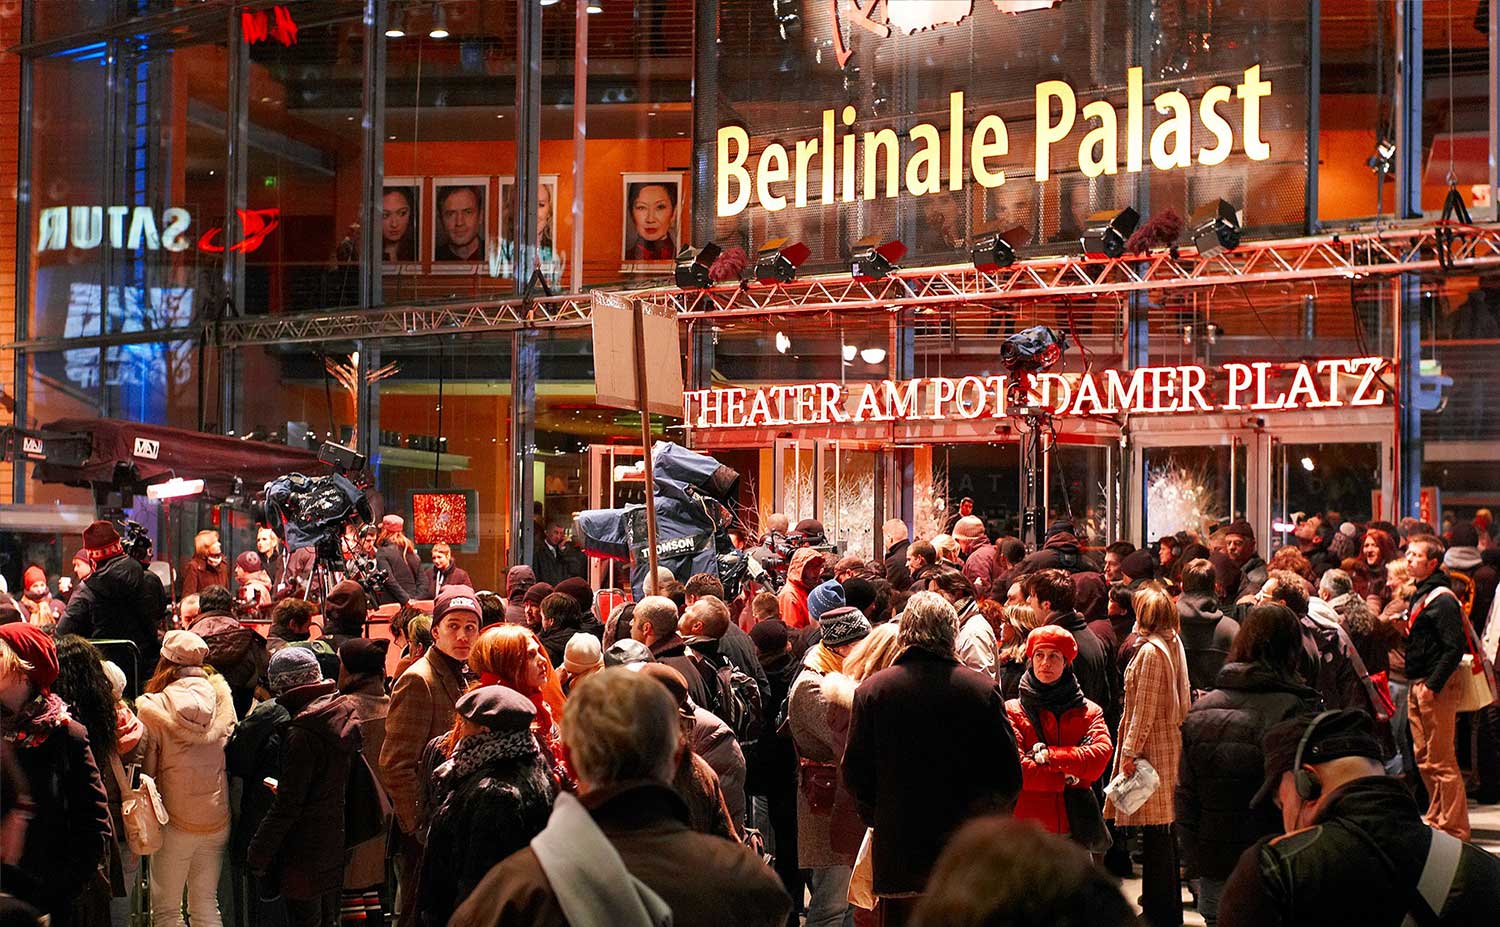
379;172;684;276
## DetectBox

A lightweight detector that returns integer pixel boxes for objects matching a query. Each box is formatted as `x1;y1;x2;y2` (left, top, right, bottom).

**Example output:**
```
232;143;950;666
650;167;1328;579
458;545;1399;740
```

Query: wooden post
632;298;661;586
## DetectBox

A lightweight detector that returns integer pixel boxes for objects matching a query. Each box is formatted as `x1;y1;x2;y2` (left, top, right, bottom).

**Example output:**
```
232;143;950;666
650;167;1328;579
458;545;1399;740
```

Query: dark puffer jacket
1175;662;1322;878
56;554;162;681
189;611;269;719
247;680;361;900
1008;531;1101;577
417;733;558;927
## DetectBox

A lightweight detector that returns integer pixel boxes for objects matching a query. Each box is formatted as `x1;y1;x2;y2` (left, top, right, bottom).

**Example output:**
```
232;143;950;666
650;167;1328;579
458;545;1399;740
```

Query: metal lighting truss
10;223;1500;351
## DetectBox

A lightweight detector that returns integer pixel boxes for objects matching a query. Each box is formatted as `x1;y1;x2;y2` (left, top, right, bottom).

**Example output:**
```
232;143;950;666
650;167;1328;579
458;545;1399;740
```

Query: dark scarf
1018;665;1085;738
432;729;540;807
1;691;72;748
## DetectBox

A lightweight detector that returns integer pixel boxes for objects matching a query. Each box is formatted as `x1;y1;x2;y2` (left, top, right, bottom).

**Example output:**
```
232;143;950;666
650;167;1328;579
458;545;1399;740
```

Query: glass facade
7;0;1500;591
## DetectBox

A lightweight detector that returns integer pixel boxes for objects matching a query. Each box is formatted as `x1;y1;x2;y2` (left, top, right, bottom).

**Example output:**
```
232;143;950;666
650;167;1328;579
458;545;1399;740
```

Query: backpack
689;648;765;746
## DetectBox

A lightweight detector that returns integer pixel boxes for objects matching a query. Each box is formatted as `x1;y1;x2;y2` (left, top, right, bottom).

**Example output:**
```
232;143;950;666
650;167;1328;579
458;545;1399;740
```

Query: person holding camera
56;521;162;682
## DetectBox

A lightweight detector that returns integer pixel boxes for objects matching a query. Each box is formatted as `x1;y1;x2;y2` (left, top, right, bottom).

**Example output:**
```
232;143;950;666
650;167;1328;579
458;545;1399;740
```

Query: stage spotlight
971;224;1030;271
1189;199;1241;257
384;8;407;36
674;242;722;289
859;347;887;364
842;344;858;362
850;235;907;281
1080;207;1140;259
755;238;811;284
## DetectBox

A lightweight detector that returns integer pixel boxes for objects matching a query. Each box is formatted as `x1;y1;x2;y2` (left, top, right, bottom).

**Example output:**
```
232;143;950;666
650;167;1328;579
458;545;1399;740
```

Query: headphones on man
1292;710;1341;801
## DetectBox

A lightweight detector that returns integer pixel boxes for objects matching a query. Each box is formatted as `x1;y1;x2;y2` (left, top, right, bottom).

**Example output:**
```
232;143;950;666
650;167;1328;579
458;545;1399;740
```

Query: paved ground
1120;801;1500;925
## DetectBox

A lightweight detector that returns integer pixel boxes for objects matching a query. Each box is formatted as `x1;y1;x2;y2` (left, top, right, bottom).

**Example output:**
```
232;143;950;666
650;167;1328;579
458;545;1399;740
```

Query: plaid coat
378;647;466;834
1104;634;1190;826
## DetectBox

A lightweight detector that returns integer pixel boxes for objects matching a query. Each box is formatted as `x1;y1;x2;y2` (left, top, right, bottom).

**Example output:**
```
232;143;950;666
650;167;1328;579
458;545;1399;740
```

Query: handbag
1062;787;1112;853
1368;670;1399;719
110;756;168;856
1456;609;1499;714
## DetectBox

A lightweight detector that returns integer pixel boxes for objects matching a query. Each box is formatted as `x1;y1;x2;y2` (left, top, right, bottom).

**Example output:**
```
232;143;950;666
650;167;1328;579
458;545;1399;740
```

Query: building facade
3;0;1498;588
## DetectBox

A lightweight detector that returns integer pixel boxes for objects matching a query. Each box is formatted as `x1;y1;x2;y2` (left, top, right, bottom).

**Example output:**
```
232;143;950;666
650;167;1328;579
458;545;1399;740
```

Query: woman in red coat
1004;624;1114;843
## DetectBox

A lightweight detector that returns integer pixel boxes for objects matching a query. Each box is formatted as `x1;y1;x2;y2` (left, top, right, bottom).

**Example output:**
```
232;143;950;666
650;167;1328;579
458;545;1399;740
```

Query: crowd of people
2;506;1499;927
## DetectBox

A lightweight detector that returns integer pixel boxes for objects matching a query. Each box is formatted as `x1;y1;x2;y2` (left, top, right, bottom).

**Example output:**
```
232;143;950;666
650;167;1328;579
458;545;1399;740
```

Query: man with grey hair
643;566;677;596
632;595;710;708
451;669;791;927
1316;567;1390;687
842;591;1021;924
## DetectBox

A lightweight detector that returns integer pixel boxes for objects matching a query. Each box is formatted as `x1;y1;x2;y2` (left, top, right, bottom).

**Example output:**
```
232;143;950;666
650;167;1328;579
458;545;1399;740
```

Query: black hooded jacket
1177;593;1240;694
1176;662;1321;878
56;553;162;680
1009;531;1101;578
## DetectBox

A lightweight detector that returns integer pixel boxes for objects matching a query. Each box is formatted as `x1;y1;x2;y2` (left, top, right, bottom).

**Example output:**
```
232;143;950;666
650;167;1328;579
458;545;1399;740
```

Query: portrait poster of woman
497;175;565;288
381;178;421;269
621;173;683;273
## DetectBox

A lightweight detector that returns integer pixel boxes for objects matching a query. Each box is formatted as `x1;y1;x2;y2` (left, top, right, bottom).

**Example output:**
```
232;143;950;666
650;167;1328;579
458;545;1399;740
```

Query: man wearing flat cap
1218;709;1500;927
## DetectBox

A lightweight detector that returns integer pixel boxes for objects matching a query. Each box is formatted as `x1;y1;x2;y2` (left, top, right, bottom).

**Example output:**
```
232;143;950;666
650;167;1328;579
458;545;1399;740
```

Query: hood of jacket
283;680;362;751
1213;660;1321;699
1043;531;1082;554
138;671;235;745
506;564;537;598
1444;546;1482;572
1178;592;1225;626
190;611;245;638
787;547;826;587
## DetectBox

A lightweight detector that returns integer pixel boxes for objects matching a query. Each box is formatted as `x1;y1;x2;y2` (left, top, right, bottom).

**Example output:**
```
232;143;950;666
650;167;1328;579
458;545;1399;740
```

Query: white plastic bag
1103;758;1159;817
847;828;875;910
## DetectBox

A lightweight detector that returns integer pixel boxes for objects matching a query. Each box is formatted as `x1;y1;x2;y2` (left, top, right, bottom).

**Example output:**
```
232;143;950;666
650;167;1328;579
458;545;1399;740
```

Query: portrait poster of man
381;177;421;268
431;176;489;270
621;172;682;273
496;174;565;288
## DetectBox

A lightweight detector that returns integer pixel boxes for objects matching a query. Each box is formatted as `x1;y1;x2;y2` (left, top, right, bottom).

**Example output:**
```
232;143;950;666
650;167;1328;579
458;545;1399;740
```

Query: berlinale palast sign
684;358;1387;430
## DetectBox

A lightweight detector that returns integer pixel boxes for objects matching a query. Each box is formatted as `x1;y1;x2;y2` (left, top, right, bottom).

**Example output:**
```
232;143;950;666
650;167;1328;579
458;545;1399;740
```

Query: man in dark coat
1021;569;1117;725
1402;535;1472;841
1219;710;1500;927
1006;522;1101;579
56;520;162;681
1177;558;1240;694
881;519;912;592
745;619;804;921
188;584;270;719
630;595;711;709
450;669;790;927
533;523;587;587
841;592;1022;924
953;516;1002;595
248;648;362;927
1225;520;1268;600
504;565;537;625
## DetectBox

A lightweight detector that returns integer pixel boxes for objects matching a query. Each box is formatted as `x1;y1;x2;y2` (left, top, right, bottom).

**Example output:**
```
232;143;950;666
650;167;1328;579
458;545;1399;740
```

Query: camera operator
56;520;163;681
353;524;410;606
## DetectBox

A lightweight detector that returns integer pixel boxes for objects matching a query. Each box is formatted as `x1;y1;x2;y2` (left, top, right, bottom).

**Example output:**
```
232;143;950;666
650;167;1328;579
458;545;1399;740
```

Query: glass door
1131;431;1258;547
1269;429;1392;550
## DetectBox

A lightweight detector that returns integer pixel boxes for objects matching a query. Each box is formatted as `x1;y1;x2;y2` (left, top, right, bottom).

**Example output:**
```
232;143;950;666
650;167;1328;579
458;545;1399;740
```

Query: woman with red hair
465;624;572;788
1350;528;1397;610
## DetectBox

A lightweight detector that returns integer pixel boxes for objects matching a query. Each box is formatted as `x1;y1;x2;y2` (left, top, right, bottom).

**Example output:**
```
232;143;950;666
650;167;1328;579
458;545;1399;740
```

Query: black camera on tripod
117;519;153;563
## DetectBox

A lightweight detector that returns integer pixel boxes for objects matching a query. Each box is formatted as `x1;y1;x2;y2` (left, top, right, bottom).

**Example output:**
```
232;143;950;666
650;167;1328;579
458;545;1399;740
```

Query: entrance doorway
1130;414;1394;556
772;439;886;558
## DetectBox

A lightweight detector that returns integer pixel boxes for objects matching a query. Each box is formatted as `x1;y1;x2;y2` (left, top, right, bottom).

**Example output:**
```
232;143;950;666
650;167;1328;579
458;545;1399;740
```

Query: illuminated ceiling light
428;3;449;38
147;477;205;501
970;224;1030;271
775;331;791;354
1189;198;1242;257
842;344;858;362
674;242;721;289
1301;456;1315;472
384;8;407;37
586;0;603;12
849;235;907;281
754;238;811;285
860;347;887;365
1080;206;1140;259
540;0;560;5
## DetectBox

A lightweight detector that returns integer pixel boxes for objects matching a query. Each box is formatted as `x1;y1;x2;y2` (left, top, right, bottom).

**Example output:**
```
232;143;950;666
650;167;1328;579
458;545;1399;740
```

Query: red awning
34;418;325;500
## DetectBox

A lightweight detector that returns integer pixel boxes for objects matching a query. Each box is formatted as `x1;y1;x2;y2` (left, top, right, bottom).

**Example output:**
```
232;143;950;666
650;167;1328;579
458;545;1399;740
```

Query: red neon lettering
1317;358;1351;405
1283;363;1326;409
884;379;920;418
243;6;299;47
1249;362;1283;411
1038;372;1072;414
853;383;885;420
198;208;280;254
955;376;987;419
818;382;849;423
1069;371;1105;416
1223;363;1253;410
1103;369;1144;414
930;377;957;418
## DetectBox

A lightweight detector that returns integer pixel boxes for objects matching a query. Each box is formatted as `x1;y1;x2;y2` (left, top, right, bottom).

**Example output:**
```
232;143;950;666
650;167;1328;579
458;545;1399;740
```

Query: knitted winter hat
953;516;987;542
749;619;790;657
160;630;208;667
817;605;871;648
523;583;555;608
1120;549;1157;583
807;579;847;625
235;551;262;574
380;514;405;533
553;577;594;615
268;646;323;692
22;566;46;590
562;633;604;675
338;637;389;677
0;623;59;691
323;580;369;633
83;521;123;560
